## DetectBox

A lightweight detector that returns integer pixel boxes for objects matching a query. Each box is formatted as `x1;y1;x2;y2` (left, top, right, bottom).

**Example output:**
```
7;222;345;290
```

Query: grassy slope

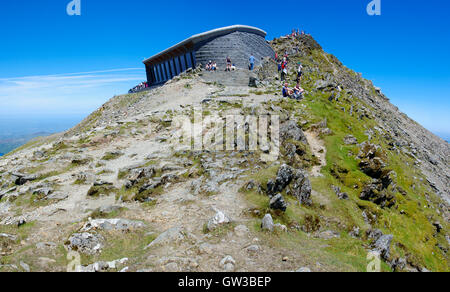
243;37;448;271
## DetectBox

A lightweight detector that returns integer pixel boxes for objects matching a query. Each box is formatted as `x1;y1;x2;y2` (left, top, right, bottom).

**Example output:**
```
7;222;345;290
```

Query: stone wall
194;31;275;70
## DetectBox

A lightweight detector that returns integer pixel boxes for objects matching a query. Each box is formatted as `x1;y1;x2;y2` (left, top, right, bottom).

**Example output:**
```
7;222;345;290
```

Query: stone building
143;25;275;86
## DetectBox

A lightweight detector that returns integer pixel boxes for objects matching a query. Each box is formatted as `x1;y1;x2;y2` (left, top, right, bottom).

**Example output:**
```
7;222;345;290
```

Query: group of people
284;28;306;39
129;81;148;93
205;60;218;71
278;34;305;100
282;82;304;100
206;55;255;72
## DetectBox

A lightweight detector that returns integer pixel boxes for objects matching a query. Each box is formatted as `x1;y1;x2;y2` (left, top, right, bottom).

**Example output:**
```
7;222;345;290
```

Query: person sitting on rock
212;62;217;71
282;83;293;98
293;83;305;100
206;60;213;71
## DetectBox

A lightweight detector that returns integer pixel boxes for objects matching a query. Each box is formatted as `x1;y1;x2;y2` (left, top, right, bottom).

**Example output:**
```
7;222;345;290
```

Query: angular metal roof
143;25;267;65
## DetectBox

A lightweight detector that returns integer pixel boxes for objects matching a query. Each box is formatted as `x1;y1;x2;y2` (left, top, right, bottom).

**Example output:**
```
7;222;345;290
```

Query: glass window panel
180;56;186;72
186;53;192;69
175;57;181;74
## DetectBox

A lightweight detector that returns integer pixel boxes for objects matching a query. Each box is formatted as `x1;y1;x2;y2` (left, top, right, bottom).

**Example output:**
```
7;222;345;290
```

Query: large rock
206;210;231;231
343;135;358;145
145;226;186;249
67;232;104;255
261;214;274;232
267;164;293;196
220;255;236;272
360;180;395;208
373;234;393;260
124;166;155;188
11;173;37;186
267;164;312;206
291;169;312;206
269;194;287;212
81;218;146;232
280;120;308;144
357;142;386;179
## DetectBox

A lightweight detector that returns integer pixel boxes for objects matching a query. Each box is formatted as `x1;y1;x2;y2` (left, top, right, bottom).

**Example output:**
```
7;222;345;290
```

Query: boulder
267;164;294;196
343;135;358;145
280;120;308;144
12;173;37;185
366;229;383;241
291;169;312;206
220;256;235;272
331;185;349;200
269;194;287;212
261;214;274;232
432;221;443;233
145;226;186;249
248;76;258;88
390;257;406;271
67;232;104;255
81;218;146;232
206;210;231;231
373;234;393;260
360;181;395;208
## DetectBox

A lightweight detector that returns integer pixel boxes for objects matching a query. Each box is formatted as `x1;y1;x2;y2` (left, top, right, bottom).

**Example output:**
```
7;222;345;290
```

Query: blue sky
0;0;449;140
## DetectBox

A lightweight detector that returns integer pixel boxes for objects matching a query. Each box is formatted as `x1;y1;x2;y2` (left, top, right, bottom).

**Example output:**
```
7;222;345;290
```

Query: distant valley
0;132;51;155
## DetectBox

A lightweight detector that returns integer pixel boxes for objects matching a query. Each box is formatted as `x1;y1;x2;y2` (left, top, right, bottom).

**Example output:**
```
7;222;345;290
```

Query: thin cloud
0;68;145;115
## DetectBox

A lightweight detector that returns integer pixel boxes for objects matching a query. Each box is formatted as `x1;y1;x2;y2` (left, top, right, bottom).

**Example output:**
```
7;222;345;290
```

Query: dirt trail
304;130;327;177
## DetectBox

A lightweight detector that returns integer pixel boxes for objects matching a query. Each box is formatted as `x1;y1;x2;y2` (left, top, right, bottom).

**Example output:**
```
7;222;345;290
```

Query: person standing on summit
226;56;232;71
249;54;255;71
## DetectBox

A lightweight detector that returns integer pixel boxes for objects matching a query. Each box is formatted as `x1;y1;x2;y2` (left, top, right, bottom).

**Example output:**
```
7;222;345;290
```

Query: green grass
101;152;123;161
78;229;157;267
238;39;450;271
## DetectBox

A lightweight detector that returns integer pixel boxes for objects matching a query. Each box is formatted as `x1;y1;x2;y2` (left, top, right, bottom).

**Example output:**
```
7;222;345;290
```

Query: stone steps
200;68;256;87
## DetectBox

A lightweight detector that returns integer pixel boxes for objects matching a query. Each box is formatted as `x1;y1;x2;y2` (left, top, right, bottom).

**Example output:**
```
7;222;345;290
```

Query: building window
175;57;181;74
160;63;167;81
157;65;163;82
170;59;176;77
190;51;196;68
186;53;192;69
165;61;172;79
180;55;186;72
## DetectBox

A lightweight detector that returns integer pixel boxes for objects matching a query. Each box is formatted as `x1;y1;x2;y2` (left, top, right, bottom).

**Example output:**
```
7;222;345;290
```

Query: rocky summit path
0;34;448;272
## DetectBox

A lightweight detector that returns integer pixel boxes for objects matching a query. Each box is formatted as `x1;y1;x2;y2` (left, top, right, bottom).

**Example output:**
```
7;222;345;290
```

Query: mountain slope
0;34;448;272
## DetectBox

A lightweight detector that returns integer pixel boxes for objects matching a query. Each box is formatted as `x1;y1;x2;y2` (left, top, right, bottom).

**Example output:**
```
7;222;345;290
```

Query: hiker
226;56;232;71
282;83;293;98
296;62;303;83
277;61;282;73
206;61;212;71
281;61;287;81
249;54;255;71
293;83;305;100
212;62;217;71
